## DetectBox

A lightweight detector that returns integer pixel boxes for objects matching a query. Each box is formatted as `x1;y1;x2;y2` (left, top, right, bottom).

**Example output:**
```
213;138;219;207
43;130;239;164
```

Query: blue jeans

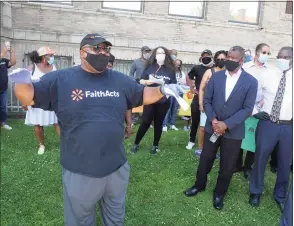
0;89;8;124
163;96;179;126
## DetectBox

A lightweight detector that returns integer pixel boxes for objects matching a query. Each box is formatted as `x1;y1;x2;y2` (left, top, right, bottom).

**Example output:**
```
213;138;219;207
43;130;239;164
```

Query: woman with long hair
163;59;187;131
196;50;227;156
25;46;60;155
131;46;177;155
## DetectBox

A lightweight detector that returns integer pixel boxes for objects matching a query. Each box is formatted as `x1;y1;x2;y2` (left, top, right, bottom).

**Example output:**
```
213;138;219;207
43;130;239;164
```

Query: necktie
270;71;287;122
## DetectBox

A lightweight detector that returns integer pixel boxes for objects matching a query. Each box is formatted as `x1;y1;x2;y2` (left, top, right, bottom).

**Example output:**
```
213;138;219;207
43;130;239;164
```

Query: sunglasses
261;51;271;55
83;45;111;53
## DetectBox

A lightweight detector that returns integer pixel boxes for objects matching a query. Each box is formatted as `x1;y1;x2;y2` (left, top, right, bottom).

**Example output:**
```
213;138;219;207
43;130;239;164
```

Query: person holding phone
0;41;16;130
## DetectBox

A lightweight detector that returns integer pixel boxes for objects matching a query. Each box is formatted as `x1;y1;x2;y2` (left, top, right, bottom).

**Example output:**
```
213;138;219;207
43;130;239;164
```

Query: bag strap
211;67;215;74
32;64;36;76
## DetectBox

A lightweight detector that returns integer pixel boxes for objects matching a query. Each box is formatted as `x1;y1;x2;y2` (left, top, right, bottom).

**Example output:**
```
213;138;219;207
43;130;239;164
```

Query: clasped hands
212;118;227;136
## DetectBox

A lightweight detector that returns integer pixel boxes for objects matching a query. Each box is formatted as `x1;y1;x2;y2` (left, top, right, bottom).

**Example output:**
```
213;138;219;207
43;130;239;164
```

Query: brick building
0;0;292;113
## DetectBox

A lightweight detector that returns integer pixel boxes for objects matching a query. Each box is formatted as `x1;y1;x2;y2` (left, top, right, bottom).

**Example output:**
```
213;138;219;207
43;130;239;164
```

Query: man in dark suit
184;46;258;210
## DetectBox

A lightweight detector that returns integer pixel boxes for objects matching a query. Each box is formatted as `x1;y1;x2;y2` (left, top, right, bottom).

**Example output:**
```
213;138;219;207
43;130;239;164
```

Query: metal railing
7;58;194;116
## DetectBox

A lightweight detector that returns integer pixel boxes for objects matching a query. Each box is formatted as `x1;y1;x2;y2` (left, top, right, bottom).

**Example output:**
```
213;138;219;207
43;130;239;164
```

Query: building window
229;1;260;25
102;0;142;12
286;0;293;14
28;0;72;5
168;0;205;19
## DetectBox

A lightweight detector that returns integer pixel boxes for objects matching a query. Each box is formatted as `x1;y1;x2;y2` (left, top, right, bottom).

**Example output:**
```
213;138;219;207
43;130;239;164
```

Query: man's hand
212;119;227;135
125;125;132;139
253;111;270;120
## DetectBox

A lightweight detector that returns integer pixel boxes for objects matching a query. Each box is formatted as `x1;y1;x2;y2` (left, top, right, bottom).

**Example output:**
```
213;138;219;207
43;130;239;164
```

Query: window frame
27;0;72;6
101;0;143;13
228;1;261;25
168;1;206;19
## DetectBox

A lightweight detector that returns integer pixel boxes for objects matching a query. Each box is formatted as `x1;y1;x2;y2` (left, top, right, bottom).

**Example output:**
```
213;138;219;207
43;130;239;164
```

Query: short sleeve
33;70;59;111
188;66;197;79
124;77;144;110
3;58;11;69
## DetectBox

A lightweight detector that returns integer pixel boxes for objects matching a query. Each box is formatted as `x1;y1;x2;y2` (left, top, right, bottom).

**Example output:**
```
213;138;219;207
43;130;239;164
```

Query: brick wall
1;0;292;67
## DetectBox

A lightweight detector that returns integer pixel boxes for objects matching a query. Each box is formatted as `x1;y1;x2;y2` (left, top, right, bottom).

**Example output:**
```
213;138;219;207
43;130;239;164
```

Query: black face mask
85;52;109;72
215;59;226;69
225;60;240;72
202;57;212;65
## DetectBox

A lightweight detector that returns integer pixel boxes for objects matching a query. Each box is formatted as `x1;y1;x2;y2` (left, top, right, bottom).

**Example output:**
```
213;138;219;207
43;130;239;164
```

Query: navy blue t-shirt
141;63;176;103
33;66;144;178
0;58;11;92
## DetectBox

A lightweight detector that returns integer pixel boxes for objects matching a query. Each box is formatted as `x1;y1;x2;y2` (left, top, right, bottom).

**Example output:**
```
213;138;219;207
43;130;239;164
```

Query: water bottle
209;132;220;143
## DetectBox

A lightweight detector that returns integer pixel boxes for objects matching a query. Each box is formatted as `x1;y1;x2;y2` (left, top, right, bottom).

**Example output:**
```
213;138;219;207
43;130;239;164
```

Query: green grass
1;119;282;226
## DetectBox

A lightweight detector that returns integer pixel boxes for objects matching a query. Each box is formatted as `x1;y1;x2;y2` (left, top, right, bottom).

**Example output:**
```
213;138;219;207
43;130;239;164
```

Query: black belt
270;119;293;125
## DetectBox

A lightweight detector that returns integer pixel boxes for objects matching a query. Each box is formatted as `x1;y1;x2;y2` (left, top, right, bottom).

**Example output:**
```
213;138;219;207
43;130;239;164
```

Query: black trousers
236;149;255;171
195;132;242;196
134;100;170;146
189;102;201;143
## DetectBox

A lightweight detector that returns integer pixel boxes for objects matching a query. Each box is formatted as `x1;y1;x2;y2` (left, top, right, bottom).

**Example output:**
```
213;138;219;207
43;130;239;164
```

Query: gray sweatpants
62;162;130;226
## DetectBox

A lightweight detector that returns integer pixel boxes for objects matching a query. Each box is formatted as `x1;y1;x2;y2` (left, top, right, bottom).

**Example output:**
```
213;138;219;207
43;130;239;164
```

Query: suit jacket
204;69;258;140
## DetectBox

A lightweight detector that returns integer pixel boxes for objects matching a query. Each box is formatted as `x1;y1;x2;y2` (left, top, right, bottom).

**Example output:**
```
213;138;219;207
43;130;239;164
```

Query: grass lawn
1;119;282;226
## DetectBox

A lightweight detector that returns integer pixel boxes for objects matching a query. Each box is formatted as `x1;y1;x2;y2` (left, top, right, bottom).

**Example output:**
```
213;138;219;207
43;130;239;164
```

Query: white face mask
276;58;291;72
258;54;269;64
156;54;165;66
143;53;150;60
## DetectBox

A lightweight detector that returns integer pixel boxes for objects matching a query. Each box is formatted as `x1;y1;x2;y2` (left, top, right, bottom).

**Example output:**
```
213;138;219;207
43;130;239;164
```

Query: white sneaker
170;125;179;131
186;141;195;150
183;126;188;131
150;125;153;128
162;126;168;132
38;145;45;155
1;124;12;130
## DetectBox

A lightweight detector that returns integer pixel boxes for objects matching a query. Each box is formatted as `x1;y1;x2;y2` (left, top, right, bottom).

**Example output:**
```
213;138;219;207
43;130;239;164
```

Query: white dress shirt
256;68;292;120
225;69;242;101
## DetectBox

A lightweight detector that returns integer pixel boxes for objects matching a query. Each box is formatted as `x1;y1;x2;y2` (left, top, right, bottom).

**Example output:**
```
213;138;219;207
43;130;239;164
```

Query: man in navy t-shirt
11;33;180;226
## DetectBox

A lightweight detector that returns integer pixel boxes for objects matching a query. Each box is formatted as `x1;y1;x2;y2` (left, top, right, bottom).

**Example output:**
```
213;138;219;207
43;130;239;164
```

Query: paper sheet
164;87;190;111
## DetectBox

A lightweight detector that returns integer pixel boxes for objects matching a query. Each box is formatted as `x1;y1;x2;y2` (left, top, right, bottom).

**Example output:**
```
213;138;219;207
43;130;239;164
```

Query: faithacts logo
71;89;84;101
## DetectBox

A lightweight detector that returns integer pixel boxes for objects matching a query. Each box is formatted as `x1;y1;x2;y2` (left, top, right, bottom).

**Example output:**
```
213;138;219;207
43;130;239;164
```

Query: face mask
225;60;240;72
215;59;225;69
47;56;54;65
258;54;269;64
143;53;150;60
156;54;165;66
202;57;212;65
171;55;177;61
85;52;109;72
276;59;291;72
244;55;252;63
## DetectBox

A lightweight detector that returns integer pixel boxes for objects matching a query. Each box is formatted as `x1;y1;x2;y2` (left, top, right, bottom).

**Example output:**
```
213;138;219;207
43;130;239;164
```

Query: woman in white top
163;59;187;131
25;46;60;155
196;50;227;156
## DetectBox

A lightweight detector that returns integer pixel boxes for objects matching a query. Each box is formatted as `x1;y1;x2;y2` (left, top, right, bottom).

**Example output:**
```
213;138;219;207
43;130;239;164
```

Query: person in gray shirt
129;46;151;81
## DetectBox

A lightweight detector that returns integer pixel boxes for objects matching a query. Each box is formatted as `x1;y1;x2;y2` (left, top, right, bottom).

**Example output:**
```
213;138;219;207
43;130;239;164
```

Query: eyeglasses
277;56;292;60
261;51;271;55
83;45;111;53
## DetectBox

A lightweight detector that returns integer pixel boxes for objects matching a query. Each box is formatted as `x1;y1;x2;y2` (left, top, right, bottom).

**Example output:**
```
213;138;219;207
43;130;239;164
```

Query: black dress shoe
233;167;243;174
130;144;139;154
249;194;261;207
274;199;285;212
151;145;159;155
184;186;204;197
213;194;224;210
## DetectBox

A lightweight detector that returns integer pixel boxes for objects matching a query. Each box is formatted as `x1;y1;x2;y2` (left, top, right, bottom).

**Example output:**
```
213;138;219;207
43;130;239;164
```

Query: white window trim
168;1;206;19
101;1;143;13
228;1;261;25
27;0;73;7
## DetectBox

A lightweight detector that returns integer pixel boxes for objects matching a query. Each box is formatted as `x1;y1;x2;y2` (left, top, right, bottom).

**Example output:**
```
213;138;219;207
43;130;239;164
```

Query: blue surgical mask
276;59;291;72
171;55;177;61
258;54;269;64
47;56;54;65
244;55;252;63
